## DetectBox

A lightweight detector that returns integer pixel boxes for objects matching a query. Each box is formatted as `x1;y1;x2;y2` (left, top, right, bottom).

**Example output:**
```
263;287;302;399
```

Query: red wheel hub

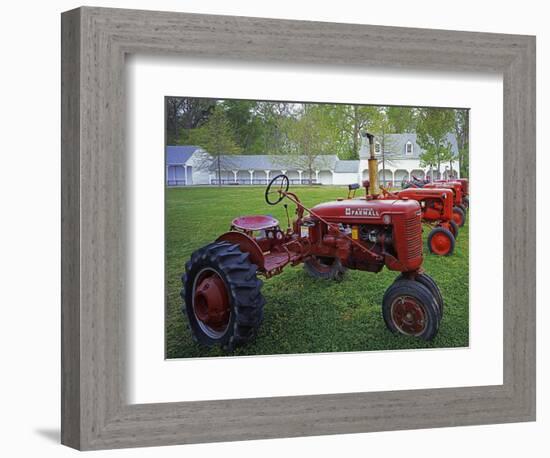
430;231;452;255
391;296;426;336
193;270;230;333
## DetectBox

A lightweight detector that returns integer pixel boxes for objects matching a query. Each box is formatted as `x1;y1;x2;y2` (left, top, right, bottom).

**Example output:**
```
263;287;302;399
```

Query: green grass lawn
166;186;469;358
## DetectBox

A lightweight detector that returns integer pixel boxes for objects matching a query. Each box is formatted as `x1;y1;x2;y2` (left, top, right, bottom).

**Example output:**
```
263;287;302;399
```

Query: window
405;141;413;155
375;142;381;153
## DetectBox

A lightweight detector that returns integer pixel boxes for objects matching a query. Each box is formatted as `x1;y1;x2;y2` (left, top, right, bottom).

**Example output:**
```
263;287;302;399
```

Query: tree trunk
217;154;221;187
173;106;178;144
436;142;441;176
382;149;386;187
381;128;386;187
352;106;359;159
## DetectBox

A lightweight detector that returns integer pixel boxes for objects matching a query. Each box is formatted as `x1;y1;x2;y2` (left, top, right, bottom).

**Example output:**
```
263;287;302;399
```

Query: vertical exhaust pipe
364;132;379;196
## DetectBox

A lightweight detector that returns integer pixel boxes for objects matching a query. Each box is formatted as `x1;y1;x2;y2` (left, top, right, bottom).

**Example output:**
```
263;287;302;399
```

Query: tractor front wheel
304;256;347;281
452;206;466;227
448;220;459;239
427;227;455;256
463;196;469;209
181;241;265;351
395;272;444;318
382;280;440;340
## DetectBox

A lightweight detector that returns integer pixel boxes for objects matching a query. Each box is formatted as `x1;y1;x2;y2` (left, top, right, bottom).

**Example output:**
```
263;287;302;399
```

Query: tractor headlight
383;214;391;225
367;230;378;243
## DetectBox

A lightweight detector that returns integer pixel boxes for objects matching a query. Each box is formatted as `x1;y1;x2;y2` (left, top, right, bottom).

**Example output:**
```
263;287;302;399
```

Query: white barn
165;145;210;186
207;154;339;185
166;133;460;187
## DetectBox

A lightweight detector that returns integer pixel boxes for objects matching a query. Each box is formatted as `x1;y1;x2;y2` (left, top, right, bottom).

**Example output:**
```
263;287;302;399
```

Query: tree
166;97;184;144
165;97;216;144
365;108;394;187
340;105;384;159
416;108;456;177
220;100;266;153
282;104;338;182
187;105;241;186
374;127;400;187
454;109;469;178
386;106;418;133
418;143;454;180
305;104;384;160
252;101;296;154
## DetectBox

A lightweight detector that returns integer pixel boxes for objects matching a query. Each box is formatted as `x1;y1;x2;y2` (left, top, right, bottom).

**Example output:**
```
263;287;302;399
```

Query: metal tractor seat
231;215;280;231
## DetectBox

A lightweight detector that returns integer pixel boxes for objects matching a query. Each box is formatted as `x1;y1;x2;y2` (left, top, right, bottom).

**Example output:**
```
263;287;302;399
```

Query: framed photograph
61;6;536;450
163;97;470;361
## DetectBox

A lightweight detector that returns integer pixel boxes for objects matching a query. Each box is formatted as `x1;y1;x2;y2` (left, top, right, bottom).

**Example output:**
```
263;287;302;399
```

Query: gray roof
168;134;459;175
166;145;201;165
359;133;459;160
334;160;360;173
210;154;339;172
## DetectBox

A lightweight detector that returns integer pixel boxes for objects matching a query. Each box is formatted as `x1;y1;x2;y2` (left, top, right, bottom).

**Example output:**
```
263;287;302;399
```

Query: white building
359;133;460;186
166;145;210;185
166;133;460;187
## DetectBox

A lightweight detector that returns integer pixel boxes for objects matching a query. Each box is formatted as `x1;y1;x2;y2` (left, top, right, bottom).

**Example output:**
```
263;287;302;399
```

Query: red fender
216;231;265;271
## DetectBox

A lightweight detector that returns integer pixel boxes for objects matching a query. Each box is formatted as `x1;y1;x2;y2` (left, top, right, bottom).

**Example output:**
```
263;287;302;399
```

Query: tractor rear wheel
452;206;466;227
304;256;347;281
463;196;469;209
448;220;459;239
382;280;440;340
181;241;265;351
427;227;455;256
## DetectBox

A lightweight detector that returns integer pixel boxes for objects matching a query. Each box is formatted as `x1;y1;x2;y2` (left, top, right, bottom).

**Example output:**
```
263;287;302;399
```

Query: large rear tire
382;280;440;340
304;255;347;281
181;242;265;351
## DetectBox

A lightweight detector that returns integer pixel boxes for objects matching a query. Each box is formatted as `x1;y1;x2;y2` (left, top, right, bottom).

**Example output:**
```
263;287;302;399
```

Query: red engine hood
310;198;420;224
424;182;460;192
398;188;454;201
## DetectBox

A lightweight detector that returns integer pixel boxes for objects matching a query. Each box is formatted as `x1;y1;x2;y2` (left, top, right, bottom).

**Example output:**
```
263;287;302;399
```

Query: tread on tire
181;241;265;351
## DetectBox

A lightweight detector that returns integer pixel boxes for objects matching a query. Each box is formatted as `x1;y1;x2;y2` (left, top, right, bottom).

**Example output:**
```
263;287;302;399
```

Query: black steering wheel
265;174;289;206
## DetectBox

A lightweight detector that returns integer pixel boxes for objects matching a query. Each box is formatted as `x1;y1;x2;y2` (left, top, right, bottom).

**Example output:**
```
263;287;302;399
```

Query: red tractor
181;133;444;350
378;187;458;256
456;178;469;208
436;178;469;209
402;175;430;189
423;181;467;227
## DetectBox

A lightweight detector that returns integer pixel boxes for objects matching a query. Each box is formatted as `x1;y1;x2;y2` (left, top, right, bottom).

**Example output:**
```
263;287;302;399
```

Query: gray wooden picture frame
61;6;536;450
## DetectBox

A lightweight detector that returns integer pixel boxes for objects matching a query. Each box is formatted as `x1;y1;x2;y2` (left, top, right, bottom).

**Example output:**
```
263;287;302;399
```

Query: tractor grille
404;213;423;260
